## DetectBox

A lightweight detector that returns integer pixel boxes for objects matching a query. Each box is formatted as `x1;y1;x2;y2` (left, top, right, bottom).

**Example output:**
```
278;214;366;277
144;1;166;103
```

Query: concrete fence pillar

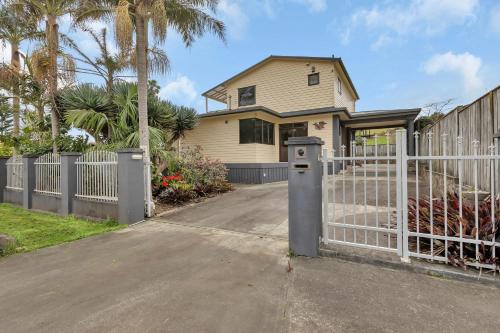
60;152;81;215
286;136;324;257
0;157;7;203
22;155;37;210
117;149;145;224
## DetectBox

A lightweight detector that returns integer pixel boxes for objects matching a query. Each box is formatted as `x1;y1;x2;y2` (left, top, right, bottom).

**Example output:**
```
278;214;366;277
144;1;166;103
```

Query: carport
335;108;421;158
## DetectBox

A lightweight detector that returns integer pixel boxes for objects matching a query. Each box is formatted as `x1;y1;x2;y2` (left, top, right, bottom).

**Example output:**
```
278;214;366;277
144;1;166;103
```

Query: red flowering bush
153;146;232;204
408;192;500;268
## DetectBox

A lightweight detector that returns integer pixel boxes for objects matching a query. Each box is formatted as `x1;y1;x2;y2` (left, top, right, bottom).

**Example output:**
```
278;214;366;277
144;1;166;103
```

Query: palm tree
0;4;38;140
61;27;130;94
169;106;197;156
77;0;223;156
0;93;13;137
15;0;79;151
60;81;180;162
76;0;225;216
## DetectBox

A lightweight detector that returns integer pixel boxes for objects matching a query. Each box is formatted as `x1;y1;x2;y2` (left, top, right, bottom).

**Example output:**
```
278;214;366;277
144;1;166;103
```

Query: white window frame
337;77;342;95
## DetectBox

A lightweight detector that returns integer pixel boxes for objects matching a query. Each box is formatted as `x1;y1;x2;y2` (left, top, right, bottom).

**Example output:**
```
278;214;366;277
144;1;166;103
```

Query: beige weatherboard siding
224;58;356;113
181;111;336;163
183;55;419;165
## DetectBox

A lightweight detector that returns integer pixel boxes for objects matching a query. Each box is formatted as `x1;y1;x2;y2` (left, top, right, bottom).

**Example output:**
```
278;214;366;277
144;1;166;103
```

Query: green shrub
154;146;232;204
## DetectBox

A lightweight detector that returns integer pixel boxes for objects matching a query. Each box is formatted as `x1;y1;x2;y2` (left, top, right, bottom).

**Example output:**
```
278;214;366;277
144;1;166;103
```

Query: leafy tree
59;81;194;163
0;3;39;139
169;106;197;156
415;99;455;131
76;0;225;170
0;94;13;136
15;0;79;150
61;27;130;94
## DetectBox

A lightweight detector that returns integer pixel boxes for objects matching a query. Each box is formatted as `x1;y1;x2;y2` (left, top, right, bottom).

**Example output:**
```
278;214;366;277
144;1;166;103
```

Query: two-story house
182;55;420;183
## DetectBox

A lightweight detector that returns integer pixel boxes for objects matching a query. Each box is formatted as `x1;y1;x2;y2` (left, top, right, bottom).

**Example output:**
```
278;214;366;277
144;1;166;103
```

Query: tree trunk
135;15;149;158
11;42;20;140
47;15;60;152
136;14;154;217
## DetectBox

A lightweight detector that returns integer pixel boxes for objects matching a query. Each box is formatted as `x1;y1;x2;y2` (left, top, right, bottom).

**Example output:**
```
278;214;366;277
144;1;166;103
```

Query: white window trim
337;77;342;95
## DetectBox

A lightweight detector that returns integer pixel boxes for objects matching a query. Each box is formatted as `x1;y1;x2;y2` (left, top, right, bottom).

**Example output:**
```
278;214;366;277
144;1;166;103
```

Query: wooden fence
418;85;500;191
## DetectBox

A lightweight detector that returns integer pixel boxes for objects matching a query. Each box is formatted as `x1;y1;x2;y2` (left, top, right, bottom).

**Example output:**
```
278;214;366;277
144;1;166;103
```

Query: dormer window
337;77;342;95
238;86;256;106
308;73;319;86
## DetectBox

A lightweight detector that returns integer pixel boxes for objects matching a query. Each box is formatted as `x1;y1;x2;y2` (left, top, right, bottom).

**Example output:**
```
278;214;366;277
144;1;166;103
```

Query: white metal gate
322;130;500;269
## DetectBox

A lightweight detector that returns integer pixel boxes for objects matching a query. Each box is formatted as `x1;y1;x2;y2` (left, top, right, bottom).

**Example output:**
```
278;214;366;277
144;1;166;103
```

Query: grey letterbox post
286;136;324;257
23;155;37;210
0;157;7;203
117;149;145;224
60;152;81;215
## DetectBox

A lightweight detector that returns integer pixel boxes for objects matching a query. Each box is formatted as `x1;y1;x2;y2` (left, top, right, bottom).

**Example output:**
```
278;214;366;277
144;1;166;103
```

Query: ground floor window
239;118;275;145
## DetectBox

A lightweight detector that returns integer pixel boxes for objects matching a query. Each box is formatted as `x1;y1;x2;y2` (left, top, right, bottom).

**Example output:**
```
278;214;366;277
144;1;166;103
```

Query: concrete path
1;183;500;332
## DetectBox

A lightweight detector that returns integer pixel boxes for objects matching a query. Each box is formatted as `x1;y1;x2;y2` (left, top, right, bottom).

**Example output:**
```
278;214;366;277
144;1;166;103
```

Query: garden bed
153;147;232;206
0;204;125;256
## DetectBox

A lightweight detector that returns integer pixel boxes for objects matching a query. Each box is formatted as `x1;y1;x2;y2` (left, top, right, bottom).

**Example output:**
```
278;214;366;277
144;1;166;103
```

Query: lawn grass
0;203;125;256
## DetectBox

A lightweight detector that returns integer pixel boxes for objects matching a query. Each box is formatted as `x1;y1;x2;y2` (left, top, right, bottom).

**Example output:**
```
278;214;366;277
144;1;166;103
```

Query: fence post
495;131;500;195
60;152;81;215
332;116;341;173
22;155;37;210
0;157;7;203
117;149;145;224
287;136;324;257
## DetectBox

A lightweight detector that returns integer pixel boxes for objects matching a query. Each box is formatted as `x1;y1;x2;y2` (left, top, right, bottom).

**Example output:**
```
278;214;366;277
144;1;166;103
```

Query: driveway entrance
154;182;289;238
2;182;500;332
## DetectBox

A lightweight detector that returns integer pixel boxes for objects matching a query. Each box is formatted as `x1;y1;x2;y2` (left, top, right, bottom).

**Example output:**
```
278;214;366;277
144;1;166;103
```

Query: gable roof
202;55;360;103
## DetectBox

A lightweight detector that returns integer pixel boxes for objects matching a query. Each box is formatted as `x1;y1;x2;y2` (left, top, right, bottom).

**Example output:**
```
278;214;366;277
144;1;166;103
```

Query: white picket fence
35;153;61;196
6;156;23;191
75;151;118;202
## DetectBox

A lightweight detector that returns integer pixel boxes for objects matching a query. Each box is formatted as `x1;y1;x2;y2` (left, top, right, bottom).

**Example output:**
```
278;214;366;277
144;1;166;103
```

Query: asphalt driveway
1;183;500;332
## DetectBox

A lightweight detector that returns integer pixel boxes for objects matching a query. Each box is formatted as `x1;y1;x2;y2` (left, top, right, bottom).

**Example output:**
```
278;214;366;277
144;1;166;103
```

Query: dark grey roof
202;55;360;102
198;106;421;121
198;106;350;119
352;108;421;118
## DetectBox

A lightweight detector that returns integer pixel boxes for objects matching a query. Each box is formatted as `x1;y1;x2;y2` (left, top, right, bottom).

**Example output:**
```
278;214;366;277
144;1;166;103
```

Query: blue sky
4;0;500;114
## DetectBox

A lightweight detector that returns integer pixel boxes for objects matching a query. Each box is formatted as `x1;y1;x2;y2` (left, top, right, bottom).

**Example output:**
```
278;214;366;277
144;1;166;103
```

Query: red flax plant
408;192;500;268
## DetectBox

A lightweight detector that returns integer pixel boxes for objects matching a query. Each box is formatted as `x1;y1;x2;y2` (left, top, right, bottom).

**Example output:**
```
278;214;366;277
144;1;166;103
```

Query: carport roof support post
117;149;145;224
286;136;324;257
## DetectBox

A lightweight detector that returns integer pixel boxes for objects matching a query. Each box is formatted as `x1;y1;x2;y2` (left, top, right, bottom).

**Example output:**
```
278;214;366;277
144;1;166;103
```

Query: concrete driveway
156;182;289;238
1;183;500;332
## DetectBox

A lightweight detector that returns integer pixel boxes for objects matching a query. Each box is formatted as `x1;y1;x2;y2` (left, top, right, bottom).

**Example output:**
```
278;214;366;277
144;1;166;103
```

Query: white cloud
371;34;393;50
352;0;478;35
346;0;478;48
291;0;327;13
217;0;249;40
159;75;197;104
491;7;500;35
423;51;483;97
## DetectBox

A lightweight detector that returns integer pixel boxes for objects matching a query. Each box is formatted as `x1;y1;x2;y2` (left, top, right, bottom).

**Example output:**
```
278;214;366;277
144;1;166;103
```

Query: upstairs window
337;77;342;95
308;73;320;86
238;86;256;106
239;118;275;145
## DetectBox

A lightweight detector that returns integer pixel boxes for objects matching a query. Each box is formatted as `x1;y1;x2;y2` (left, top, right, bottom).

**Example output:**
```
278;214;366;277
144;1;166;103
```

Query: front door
279;122;308;162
